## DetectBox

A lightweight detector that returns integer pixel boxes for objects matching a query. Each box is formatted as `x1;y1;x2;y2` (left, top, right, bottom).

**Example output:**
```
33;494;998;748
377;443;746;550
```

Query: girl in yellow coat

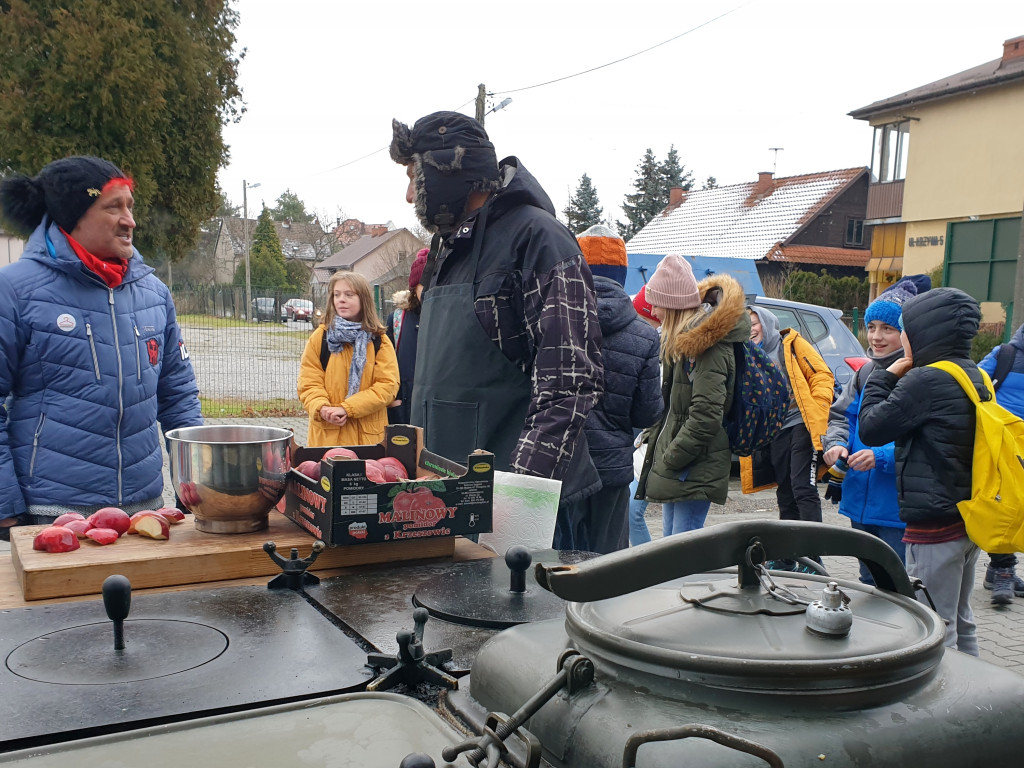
298;272;399;447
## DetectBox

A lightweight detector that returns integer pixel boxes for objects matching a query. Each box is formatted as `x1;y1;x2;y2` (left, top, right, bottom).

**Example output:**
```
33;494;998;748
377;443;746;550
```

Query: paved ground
4;413;1021;675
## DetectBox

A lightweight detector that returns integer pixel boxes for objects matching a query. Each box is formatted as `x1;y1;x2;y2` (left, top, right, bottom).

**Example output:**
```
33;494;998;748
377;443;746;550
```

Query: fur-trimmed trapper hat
0;156;131;237
391;111;501;235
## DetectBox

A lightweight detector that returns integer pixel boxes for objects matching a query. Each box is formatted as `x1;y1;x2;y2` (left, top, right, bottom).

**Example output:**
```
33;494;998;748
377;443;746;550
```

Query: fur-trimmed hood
669;274;750;358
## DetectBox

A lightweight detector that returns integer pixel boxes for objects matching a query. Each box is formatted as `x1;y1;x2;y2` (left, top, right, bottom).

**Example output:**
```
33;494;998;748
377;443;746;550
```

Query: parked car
282;298;318;324
749;295;868;396
251;297;277;323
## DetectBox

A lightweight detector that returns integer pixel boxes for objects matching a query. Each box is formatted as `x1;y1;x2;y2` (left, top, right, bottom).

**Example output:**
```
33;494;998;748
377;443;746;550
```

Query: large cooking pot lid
538;521;946;693
565;573;944;691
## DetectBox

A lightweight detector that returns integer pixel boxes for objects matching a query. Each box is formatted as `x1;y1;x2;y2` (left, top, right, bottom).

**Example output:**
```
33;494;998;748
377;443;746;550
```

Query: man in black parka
391;112;603;546
859;287;982;655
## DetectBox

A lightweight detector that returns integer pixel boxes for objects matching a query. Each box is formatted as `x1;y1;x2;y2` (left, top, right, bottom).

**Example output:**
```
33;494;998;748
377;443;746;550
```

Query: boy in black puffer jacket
859;287;982;656
564;225;663;553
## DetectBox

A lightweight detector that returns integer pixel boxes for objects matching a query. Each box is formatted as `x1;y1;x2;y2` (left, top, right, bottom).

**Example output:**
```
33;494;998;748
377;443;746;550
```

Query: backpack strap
320;332;381;370
992;344;1017;391
927;361;993;403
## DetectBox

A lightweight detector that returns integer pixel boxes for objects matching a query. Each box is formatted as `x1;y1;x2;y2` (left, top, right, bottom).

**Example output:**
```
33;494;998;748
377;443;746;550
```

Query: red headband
102;177;134;193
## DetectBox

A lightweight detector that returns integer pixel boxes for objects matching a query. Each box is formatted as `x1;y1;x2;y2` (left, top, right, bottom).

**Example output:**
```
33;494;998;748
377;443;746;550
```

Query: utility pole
242;180;261;320
475;83;486;125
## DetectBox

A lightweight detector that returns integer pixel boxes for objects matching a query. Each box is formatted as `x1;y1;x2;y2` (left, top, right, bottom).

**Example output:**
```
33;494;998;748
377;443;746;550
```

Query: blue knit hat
864;278;920;330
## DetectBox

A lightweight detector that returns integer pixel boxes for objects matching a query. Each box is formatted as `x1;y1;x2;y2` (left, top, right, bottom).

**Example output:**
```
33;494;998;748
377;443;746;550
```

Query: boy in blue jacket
822;280;923;583
977;322;1024;604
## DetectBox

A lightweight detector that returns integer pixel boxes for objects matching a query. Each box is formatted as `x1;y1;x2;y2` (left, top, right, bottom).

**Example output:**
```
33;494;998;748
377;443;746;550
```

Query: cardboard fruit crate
283;425;493;546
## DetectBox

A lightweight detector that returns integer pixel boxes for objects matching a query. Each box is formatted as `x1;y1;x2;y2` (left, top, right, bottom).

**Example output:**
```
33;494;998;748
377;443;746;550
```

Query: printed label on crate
337;494;378;517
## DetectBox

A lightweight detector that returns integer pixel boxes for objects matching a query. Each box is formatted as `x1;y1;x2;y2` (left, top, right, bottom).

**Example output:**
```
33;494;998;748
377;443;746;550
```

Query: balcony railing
866;180;904;221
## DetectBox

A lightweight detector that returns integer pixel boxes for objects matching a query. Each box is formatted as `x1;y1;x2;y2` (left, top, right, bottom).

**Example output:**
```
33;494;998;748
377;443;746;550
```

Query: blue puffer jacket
0;219;202;518
823;350;903;530
978;323;1024;419
584;276;663;487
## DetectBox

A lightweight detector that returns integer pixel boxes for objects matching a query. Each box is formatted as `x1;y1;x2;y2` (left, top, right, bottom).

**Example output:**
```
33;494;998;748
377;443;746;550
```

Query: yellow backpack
928;360;1024;554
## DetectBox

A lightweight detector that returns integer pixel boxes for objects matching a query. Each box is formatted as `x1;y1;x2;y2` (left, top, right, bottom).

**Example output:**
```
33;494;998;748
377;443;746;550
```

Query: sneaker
988;568;1016;606
984;565;1024;597
765;559;797;572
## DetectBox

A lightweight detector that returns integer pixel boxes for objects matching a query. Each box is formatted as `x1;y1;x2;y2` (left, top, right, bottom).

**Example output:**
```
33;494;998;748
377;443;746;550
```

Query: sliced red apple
64;519;94;538
154;507;186;524
85;528;120;545
32;526;80;553
128;511;167;534
88;507;131;537
323;447;359;460
135;514;170;540
53;512;87;527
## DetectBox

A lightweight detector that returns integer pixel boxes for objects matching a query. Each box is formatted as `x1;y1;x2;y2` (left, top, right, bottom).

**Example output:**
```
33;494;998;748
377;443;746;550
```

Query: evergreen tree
235;209;288;291
617;148;663;240
659;145;694;200
270;189;313;223
216;186;240;217
0;0;243;260
563;173;604;233
702;176;718;191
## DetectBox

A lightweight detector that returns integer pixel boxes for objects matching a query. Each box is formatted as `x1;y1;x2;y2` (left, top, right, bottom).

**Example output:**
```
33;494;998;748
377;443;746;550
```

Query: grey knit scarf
326;317;371;398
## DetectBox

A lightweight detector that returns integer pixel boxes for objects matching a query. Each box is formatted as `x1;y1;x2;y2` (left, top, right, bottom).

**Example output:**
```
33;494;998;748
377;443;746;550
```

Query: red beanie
633;290;655;320
409;248;429;289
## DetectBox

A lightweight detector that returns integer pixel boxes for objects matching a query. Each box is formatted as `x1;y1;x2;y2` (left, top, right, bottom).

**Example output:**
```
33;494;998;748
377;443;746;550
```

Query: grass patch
179;314;252;329
200;396;306;418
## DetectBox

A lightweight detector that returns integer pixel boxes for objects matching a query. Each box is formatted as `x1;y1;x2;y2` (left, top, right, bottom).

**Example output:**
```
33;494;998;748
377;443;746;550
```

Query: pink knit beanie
645;254;700;310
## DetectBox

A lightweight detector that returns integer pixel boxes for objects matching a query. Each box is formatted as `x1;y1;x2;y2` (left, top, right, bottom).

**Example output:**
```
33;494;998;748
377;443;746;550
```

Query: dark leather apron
410;210;530;470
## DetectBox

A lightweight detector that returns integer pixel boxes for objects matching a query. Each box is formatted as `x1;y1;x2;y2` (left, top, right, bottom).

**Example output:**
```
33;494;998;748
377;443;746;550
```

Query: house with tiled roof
849;34;1024;326
315;228;426;304
625;168;872;289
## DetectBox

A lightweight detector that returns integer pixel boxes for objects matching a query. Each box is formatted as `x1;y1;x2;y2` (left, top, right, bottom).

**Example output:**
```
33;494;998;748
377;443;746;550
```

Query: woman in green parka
635;256;750;536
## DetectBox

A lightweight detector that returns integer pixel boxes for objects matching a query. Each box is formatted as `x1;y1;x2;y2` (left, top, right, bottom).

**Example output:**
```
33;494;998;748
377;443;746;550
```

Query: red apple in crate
296;460;322;481
88;507;131;537
155;507;186;524
53;512;86;527
64;519;93;538
32;526;80;553
377;457;409;480
85;528;119;545
135;514;170;540
364;459;387;484
128;511;167;534
323;447;359;461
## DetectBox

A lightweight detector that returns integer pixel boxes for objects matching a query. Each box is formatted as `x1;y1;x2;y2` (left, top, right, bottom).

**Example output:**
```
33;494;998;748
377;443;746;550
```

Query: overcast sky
216;0;1024;233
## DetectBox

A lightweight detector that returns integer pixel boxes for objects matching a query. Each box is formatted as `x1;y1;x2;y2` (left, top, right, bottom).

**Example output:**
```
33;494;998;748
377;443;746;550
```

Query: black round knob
102;574;132;622
506;545;532;594
505;545;532;572
399;754;436;768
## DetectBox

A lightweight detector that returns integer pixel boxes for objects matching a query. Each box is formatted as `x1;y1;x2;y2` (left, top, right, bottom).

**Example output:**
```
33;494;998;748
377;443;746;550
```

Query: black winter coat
585;277;663;487
859;288;981;525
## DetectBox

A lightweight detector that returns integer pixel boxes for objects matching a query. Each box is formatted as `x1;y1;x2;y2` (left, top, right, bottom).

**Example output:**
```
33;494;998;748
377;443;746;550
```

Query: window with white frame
870;121;910;183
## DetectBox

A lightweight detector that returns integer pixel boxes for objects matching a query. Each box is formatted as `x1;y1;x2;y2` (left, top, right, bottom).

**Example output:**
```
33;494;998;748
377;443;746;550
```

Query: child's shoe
987;567;1016;606
984;565;1024;598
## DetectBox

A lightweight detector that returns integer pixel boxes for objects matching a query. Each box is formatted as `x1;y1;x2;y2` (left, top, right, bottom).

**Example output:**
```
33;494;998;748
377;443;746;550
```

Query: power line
491;1;754;96
315;96;479;177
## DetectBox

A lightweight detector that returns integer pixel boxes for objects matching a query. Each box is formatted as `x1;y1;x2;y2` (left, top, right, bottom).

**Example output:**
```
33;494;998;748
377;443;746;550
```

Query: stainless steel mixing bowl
166;425;293;534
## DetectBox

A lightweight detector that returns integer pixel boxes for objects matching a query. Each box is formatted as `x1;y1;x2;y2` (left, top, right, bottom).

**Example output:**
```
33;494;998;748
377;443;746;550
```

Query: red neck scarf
62;230;129;288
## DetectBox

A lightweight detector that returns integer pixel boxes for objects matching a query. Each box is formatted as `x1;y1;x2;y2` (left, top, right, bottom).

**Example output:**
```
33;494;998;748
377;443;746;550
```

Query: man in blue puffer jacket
560;225;662;553
0;156;202;538
977;322;1024;603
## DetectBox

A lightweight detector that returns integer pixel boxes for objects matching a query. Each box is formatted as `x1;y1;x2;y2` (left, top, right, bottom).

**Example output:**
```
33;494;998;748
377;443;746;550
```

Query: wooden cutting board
9;512;455;601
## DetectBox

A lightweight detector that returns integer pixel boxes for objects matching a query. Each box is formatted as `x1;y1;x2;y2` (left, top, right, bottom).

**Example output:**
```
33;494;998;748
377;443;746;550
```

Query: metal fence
171;285;319;417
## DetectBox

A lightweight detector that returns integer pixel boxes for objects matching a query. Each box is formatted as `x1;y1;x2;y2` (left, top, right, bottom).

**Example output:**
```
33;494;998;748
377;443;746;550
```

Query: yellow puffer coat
298;325;400;447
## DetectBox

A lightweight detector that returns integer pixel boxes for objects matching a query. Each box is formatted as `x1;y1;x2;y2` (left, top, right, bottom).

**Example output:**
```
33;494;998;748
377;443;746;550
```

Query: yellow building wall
881;84;1024;223
903;220;946;275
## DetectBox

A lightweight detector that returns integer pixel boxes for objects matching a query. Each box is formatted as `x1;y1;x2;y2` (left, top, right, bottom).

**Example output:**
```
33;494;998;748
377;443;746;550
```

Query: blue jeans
850;521;906;585
662;500;711;537
628;477;651;546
